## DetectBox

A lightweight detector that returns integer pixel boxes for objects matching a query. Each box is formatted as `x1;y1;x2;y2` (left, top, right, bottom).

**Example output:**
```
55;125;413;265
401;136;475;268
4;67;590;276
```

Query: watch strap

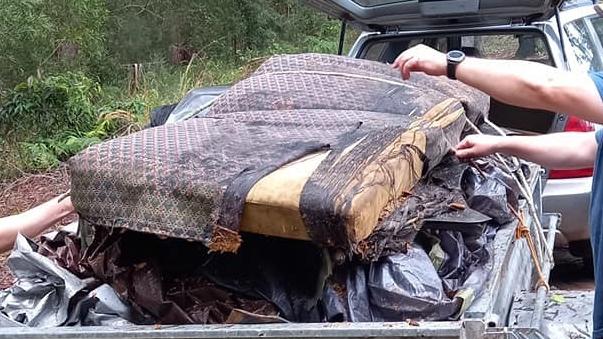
447;62;457;80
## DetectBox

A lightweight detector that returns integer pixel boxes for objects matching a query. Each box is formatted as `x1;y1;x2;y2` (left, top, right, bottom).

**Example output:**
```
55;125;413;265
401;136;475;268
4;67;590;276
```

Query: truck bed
0;167;558;339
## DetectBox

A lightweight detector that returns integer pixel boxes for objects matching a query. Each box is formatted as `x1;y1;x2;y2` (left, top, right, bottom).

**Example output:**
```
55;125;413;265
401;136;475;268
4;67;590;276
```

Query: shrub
18;141;62;170
13;110;141;173
0;72;147;176
0;72;101;141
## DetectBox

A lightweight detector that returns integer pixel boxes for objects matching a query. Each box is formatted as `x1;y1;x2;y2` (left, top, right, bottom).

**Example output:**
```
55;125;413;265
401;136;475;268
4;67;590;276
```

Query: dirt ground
550;248;595;291
0;166;73;289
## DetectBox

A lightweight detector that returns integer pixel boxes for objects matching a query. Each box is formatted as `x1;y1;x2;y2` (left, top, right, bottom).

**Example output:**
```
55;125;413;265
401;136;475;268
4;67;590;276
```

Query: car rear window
358;31;556;134
358;32;552;65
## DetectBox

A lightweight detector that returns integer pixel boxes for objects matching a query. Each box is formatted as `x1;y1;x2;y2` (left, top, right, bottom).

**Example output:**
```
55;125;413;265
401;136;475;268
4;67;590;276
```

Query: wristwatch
446;50;466;80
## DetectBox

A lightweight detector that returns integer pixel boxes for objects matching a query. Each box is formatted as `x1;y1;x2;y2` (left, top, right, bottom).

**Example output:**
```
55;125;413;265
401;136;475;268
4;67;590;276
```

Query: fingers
454;135;501;159
392;50;411;71
454;147;474;159
392;52;420;80
392;44;422;70
392;44;437;79
454;137;477;159
455;137;473;150
401;56;419;80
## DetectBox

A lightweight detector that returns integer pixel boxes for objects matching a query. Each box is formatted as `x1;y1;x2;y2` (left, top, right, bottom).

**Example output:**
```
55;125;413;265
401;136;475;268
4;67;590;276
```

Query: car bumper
543;176;592;243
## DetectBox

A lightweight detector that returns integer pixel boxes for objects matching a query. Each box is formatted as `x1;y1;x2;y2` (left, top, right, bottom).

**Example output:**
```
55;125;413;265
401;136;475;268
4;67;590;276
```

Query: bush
10;110;142;174
0;72;148;177
18;141;62;170
0;72;101;141
0;0;350;180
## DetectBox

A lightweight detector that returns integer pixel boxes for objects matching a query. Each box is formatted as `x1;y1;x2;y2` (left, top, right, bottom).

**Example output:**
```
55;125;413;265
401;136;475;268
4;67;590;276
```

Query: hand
391;44;447;80
454;134;503;159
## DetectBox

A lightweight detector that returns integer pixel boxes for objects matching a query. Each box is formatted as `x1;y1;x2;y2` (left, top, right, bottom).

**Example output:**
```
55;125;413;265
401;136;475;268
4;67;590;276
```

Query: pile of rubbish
0;54;523;327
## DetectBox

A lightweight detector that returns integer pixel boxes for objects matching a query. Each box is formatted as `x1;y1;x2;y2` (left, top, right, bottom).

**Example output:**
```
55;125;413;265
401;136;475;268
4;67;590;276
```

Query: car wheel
569;239;594;275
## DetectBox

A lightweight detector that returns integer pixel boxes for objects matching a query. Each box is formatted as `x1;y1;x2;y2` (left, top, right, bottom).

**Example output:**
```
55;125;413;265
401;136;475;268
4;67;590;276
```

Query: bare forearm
456;58;603;123
0;196;74;253
457;58;557;109
394;44;603;123
494;132;597;169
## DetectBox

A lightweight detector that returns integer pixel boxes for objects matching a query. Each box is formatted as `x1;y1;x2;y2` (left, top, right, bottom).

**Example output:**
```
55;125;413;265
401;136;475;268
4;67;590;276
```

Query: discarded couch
69;53;489;255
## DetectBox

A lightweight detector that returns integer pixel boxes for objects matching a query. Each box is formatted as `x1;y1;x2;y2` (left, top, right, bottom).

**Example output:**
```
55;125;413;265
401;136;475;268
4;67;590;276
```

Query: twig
179;53;199;97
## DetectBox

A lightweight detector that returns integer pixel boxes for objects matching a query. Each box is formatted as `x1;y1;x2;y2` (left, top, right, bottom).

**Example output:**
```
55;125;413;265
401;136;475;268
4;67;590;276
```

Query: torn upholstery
69;53;488;252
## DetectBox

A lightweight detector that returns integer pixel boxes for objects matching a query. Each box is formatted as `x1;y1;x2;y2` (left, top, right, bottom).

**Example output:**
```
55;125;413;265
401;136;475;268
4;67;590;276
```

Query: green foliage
13;109;142;173
0;0;108;87
0;0;53;87
18;141;62;170
0;0;352;178
104;0;341;65
17;135;102;171
0;72;101;140
0;72;145;175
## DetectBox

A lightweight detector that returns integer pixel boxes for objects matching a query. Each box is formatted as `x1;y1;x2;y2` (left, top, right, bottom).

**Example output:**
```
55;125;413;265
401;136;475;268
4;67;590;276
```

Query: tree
0;0;108;88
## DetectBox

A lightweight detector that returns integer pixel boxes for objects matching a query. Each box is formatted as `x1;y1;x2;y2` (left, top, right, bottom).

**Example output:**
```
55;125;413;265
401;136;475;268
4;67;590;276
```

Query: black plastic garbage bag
343;225;497;322
431;229;492;294
462;161;520;225
367;246;463;321
437;231;469;292
346;265;372;322
321;285;346;322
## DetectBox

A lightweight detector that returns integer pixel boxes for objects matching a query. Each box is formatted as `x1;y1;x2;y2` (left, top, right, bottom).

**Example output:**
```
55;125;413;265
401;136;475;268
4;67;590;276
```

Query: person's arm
0;195;75;253
455;132;598;169
392;44;603;124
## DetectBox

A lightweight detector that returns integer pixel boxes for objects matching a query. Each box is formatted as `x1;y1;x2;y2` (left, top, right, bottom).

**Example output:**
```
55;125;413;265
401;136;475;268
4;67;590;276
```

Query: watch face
447;50;465;63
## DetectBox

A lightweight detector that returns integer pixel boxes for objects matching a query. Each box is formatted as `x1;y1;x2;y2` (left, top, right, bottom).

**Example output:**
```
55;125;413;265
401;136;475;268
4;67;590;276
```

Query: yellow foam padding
341;130;426;242
239;98;465;242
241;151;329;240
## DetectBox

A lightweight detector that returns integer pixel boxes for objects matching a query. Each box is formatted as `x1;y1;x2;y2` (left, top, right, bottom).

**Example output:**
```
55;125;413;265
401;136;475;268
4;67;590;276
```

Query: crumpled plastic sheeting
37;228;89;277
0;234;86;327
369;247;465;321
342;209;499;322
13;222;497;325
0;233;143;327
79;224;475;324
64;284;138;326
423;227;495;295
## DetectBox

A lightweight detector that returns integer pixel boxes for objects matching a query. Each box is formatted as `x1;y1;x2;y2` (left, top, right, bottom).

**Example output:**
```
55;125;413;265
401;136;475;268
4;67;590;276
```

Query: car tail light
549;168;594;179
549;116;594;179
563;115;595;132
